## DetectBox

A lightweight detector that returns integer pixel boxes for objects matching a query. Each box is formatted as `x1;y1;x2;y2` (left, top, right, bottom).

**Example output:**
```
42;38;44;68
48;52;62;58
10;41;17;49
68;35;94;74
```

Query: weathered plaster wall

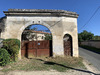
62;17;79;57
0;17;6;37
1;16;78;58
81;41;100;49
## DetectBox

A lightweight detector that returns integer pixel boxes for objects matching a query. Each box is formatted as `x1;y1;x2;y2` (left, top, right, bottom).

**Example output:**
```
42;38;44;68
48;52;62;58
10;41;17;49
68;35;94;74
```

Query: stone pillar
53;35;64;57
72;33;79;57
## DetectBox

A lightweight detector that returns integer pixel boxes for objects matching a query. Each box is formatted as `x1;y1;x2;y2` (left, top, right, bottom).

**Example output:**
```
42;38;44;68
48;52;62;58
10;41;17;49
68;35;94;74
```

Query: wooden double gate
21;40;52;58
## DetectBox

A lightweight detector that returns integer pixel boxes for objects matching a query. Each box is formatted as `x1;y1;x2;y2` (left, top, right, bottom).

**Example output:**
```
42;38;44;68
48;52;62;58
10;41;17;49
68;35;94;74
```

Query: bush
2;39;20;61
0;48;10;66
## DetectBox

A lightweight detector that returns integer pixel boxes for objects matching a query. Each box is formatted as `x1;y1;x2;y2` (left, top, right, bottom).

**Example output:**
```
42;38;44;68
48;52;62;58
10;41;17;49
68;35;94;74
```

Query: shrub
2;39;20;61
0;48;10;66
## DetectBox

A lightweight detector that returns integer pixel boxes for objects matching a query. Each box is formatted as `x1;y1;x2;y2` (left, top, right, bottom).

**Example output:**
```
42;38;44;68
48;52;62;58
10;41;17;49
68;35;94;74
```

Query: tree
45;34;52;40
25;25;32;30
22;31;31;40
22;27;37;41
78;30;94;42
93;35;100;40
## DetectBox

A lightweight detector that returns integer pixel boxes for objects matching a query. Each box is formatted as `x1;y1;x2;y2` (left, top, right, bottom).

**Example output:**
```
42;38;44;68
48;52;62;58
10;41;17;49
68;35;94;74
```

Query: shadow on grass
37;59;100;75
79;45;100;54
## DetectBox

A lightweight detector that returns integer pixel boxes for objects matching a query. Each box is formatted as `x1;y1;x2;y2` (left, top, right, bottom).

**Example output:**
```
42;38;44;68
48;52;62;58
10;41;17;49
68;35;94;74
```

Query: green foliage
45;34;52;40
22;27;37;41
93;35;100;40
0;48;10;66
2;39;20;61
78;30;94;42
22;31;31;40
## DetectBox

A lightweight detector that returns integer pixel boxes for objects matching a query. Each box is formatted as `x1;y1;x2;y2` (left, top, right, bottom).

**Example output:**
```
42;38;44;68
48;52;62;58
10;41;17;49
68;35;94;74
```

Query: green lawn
1;56;86;72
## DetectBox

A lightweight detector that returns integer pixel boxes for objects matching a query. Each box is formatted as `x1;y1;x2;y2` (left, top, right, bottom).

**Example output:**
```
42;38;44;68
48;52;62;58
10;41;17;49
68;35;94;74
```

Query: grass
80;45;100;54
1;56;85;72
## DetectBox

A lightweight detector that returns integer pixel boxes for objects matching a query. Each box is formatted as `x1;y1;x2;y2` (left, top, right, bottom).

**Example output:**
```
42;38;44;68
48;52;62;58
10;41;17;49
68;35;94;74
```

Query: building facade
22;30;51;41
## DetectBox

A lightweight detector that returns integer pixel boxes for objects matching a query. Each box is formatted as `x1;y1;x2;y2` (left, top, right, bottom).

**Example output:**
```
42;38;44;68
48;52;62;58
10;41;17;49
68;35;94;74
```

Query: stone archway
63;34;73;56
21;24;53;58
0;9;79;59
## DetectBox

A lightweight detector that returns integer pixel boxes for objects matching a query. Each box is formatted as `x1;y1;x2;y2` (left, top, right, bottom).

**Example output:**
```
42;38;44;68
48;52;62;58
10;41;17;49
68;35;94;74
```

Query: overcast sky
0;0;100;35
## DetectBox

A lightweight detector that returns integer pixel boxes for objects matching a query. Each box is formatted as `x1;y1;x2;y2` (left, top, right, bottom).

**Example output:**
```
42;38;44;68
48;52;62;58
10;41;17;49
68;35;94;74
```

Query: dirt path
0;70;92;75
0;63;99;75
83;59;100;75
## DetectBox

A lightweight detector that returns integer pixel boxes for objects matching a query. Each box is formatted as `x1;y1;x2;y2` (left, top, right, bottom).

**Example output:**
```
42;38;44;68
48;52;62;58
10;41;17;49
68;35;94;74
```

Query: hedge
0;48;10;66
2;39;20;61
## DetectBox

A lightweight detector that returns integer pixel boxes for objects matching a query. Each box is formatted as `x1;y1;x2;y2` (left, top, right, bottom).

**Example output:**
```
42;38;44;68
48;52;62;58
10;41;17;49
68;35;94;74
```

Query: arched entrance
21;24;52;58
1;9;79;58
63;34;73;56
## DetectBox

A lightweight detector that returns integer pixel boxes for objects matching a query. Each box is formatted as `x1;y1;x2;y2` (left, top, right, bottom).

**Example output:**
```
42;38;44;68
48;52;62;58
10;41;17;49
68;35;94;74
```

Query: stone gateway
0;9;79;59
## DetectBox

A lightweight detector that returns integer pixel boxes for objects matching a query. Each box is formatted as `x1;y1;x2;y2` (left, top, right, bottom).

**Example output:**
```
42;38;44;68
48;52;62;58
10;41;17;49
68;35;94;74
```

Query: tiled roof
24;30;51;34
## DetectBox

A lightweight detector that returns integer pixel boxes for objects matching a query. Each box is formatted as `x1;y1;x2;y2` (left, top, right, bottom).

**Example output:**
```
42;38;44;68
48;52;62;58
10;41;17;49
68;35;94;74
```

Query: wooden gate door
21;40;51;58
37;40;51;57
64;39;72;56
21;41;29;57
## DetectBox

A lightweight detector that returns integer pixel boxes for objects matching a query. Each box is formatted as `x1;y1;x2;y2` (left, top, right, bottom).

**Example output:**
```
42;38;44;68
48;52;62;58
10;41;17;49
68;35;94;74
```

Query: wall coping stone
3;9;79;18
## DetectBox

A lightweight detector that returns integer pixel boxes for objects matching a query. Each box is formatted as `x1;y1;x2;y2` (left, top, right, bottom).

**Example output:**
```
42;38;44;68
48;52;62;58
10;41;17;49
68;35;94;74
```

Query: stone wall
81;41;100;48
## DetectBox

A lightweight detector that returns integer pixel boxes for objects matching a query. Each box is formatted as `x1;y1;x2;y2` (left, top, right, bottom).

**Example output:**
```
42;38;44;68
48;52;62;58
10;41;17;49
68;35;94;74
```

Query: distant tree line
44;34;52;40
78;30;100;42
